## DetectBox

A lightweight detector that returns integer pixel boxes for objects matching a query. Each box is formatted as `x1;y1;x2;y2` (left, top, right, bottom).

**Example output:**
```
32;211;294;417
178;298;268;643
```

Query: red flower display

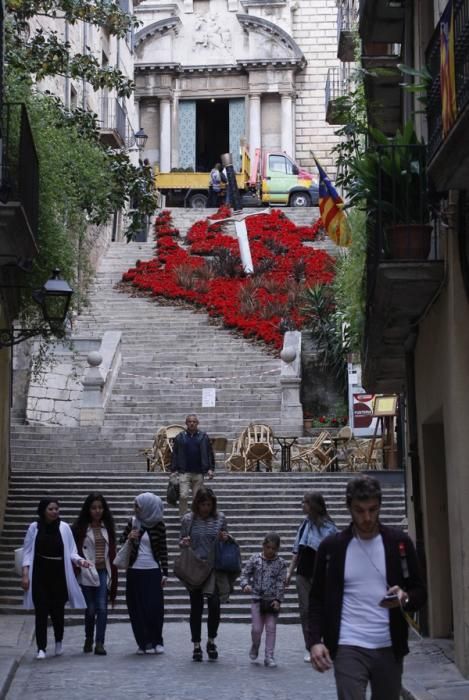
122;208;333;350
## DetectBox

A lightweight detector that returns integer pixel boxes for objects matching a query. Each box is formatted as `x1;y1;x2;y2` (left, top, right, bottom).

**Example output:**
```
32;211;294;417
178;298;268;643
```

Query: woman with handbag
20;498;91;660
240;532;287;668
119;492;168;655
179;486;231;662
285;491;337;662
72;493;117;656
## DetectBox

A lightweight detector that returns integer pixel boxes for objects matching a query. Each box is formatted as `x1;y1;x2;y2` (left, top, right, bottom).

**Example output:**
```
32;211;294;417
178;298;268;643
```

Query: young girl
73;493;118;655
240;532;287;668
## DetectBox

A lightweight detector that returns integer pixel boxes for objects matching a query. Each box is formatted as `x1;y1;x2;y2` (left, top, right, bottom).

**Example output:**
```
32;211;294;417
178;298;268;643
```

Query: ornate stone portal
134;0;307;171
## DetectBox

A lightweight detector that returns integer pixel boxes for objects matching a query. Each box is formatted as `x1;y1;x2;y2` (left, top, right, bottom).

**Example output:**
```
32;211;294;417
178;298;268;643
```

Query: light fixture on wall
0;269;73;348
134;127;148;151
210;98;216;103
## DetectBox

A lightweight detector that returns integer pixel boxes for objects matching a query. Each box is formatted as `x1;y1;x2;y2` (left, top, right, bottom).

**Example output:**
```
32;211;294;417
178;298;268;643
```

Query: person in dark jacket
171;414;214;518
308;476;426;700
120;492;168;654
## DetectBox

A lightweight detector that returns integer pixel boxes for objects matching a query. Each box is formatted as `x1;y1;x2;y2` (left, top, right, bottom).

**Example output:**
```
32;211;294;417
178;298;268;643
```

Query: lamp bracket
0;326;52;348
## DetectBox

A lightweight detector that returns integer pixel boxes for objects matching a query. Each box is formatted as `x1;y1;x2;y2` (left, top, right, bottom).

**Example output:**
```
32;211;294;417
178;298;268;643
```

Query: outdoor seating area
142;423;388;473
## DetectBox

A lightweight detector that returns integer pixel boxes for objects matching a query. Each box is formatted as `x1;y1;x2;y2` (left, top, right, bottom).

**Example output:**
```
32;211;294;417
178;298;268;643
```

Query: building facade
134;0;342;172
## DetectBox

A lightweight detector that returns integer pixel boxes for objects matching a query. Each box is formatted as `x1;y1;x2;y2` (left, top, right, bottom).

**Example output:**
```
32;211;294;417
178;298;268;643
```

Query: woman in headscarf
21;497;90;660
119;492;168;654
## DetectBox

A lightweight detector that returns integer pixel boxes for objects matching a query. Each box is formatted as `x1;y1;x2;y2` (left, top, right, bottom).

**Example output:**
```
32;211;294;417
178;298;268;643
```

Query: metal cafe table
274;435;298;472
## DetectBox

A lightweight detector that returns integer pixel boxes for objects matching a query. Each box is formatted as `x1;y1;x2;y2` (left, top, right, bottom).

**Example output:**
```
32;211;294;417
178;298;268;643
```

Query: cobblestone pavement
5;622;338;700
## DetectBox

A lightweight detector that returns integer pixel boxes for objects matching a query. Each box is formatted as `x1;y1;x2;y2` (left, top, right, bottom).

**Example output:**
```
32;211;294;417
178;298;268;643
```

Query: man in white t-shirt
308;476;426;700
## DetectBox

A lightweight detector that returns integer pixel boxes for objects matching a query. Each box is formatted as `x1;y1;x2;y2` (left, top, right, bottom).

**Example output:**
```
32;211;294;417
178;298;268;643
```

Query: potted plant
348;122;432;259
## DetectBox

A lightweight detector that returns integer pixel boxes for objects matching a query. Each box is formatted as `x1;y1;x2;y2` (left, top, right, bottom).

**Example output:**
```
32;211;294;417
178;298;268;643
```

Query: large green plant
347;121;429;226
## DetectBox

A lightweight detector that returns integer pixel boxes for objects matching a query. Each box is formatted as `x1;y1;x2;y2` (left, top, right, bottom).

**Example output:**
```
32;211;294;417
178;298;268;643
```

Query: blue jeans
81;569;108;644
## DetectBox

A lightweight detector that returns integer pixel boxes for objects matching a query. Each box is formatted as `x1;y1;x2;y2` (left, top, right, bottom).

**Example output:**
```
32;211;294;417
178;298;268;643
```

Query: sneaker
54;642;63;657
249;644;259;661
94;643;107;656
36;650;46;660
206;640;218;660
155;645;165;654
192;646;203;662
304;651;311;663
136;648;146;655
264;656;277;668
83;638;93;653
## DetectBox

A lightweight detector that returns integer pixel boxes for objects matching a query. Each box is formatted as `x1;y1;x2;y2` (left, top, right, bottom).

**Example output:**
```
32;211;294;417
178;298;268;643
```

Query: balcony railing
366;143;440;301
426;0;469;162
99;98;130;147
337;0;358;61
325;66;350;123
1;103;39;244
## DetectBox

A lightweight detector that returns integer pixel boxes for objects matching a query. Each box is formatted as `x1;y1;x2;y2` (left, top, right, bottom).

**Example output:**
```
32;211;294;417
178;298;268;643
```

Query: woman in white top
72;493;118;656
21;497;90;659
119;492;168;654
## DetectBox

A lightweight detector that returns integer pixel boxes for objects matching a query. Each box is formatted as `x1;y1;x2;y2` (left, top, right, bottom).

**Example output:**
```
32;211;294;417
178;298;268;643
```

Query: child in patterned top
240;532;287;668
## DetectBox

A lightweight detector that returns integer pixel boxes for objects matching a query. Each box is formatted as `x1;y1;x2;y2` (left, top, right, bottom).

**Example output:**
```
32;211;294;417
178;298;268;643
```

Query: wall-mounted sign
202;388;216;407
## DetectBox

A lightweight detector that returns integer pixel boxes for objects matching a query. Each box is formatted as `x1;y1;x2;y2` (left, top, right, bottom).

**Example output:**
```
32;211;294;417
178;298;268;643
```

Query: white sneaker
264;656;277;668
155;645;165;654
304;651;311;663
36;650;46;660
55;642;63;656
136;648;146;655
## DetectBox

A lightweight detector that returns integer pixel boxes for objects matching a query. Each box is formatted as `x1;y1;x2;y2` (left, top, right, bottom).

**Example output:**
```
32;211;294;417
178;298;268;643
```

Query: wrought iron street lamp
0;268;73;347
134;127;148;151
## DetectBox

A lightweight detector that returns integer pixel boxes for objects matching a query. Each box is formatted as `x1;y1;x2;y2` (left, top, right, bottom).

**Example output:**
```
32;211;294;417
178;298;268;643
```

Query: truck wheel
289;192;311;207
189;192;208;209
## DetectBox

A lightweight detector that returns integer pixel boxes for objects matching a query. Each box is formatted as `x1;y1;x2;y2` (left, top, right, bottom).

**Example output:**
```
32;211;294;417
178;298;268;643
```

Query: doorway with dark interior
196;99;229;172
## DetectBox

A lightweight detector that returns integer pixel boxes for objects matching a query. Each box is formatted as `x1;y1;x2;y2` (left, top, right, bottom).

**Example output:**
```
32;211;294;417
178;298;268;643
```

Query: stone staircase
0;206;401;626
10;207;333;472
0;470;406;623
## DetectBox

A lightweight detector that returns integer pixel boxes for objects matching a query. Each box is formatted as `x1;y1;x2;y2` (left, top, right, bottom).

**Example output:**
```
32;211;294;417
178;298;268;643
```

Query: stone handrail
279;330;303;434
80;331;122;426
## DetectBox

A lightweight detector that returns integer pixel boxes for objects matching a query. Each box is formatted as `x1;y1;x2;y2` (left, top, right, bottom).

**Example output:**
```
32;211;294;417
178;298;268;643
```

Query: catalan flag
440;0;457;136
314;158;351;247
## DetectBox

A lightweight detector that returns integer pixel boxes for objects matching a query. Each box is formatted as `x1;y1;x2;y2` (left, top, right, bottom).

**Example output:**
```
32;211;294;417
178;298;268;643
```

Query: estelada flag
440;0;457;136
314;158;351;247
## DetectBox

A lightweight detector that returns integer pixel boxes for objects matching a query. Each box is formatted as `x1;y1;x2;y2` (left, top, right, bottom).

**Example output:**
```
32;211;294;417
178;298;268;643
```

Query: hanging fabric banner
440;0;457;136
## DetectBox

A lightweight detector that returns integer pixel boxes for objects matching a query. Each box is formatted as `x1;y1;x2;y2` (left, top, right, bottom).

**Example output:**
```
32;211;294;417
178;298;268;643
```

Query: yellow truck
154;147;319;209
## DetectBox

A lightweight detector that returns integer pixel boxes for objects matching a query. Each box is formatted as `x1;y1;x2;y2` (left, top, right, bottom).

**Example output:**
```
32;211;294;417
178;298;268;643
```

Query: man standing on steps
171;414;215;518
308;476;426;700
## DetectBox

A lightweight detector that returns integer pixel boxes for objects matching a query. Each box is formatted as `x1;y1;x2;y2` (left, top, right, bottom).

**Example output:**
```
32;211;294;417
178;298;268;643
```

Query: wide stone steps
0;471;406;623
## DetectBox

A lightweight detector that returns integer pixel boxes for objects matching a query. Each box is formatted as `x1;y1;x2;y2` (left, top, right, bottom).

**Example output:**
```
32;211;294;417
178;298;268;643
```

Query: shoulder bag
173;516;212;588
113;518;136;571
214;539;241;574
166;473;180;507
14;547;24;576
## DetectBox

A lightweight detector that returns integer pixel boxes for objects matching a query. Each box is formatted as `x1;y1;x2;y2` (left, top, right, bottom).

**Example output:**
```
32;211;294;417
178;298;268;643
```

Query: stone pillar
141;98;160;167
281;93;294;157
249;94;261;155
159;97;171;172
80;351;105;426
280;331;303;434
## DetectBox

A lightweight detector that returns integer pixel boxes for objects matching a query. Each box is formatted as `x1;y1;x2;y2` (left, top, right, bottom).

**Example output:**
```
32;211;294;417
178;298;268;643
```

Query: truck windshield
269;155;294;175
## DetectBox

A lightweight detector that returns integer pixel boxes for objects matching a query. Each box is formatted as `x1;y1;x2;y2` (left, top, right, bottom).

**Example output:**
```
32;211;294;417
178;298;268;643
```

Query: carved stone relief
192;12;233;56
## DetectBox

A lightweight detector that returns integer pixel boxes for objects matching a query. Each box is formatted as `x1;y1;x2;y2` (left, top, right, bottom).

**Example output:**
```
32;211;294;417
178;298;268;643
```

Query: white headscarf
134;492;164;529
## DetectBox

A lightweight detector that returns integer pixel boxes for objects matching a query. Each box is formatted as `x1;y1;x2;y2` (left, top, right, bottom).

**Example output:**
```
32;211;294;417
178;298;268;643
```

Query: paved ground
3;620;337;700
2;615;469;699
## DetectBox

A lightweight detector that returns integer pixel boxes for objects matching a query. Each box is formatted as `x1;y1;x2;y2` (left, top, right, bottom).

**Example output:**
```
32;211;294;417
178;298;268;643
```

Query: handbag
296;545;317;578
166;474;180;506
259;597;279;616
173;546;212;588
113;539;132;570
214;539;241;574
14;547;24;576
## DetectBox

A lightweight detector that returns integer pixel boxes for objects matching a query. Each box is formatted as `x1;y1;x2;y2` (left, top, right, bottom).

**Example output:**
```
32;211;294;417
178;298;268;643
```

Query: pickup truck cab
154;147;318;208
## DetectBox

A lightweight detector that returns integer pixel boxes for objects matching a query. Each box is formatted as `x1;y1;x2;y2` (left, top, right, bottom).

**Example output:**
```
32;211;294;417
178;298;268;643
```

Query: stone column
159;97;171;172
141;99;160;167
281;93;294;157
249;94;261;155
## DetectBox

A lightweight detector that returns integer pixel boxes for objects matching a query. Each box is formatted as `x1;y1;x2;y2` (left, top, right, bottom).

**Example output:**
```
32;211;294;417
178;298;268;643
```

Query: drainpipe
404;332;428;635
64;20;70;109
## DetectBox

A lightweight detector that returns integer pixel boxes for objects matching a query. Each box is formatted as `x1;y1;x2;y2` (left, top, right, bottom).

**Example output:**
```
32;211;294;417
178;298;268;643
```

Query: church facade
134;0;342;173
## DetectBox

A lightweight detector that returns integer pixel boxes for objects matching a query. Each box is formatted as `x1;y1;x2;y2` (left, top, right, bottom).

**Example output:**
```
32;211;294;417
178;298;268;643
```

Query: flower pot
303;419;313;431
386;224;433;260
